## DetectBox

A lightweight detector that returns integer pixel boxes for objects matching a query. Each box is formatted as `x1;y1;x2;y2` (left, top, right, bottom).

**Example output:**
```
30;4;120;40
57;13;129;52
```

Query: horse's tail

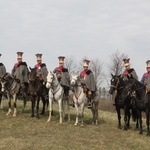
131;108;138;122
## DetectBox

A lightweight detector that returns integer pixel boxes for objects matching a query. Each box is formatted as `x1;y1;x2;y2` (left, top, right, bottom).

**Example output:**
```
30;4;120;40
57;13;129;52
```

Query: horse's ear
77;71;80;76
71;71;74;75
29;67;32;71
111;73;113;77
118;74;121;78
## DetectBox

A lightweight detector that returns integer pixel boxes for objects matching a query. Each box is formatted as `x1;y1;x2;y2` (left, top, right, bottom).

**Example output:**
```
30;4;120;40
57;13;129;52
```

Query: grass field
0;99;150;150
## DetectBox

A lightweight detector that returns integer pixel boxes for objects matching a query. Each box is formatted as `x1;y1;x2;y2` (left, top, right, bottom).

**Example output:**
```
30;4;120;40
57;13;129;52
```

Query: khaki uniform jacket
0;63;6;78
12;62;29;84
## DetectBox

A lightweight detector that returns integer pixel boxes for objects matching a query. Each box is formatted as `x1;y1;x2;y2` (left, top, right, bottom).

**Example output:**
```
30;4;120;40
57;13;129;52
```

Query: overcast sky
0;0;150;82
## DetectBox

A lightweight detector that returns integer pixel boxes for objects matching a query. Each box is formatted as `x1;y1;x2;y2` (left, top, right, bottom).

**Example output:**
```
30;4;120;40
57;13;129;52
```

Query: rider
34;53;48;97
0;54;6;80
80;59;96;109
122;58;138;81
53;56;70;99
141;60;150;92
11;52;29;93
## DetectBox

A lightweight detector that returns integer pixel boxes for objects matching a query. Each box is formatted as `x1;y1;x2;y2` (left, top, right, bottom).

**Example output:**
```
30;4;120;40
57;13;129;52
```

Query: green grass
0;99;149;150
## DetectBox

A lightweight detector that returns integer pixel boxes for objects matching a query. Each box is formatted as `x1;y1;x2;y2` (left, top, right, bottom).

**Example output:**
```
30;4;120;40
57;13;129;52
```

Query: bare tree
64;55;77;74
104;50;128;88
108;50;128;76
90;59;104;88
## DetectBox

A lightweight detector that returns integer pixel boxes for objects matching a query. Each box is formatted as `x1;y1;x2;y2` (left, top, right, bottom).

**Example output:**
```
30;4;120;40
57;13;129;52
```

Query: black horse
109;74;137;130
28;67;48;118
1;73;28;116
128;77;150;136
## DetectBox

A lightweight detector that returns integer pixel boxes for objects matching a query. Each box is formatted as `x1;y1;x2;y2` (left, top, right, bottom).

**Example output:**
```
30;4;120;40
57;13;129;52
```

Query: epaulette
128;68;134;74
41;63;46;68
86;70;92;75
18;62;27;67
62;68;68;72
0;63;4;66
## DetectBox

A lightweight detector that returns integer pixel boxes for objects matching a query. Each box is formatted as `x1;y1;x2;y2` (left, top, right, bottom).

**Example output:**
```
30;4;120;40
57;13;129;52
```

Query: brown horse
28;67;44;118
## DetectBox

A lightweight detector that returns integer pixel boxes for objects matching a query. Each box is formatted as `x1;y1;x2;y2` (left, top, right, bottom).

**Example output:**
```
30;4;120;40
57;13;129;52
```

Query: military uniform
11;52;29;95
0;54;6;79
34;54;48;83
53;56;70;97
34;53;48;102
12;52;29;84
80;59;96;108
122;58;138;81
141;60;150;87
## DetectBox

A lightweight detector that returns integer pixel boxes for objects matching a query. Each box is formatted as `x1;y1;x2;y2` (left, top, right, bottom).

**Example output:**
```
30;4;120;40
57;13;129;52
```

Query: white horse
46;71;70;123
70;72;87;126
71;71;100;125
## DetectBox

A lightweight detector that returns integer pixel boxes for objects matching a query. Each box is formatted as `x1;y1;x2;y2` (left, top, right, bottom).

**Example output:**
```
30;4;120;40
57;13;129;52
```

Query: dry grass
0;98;150;150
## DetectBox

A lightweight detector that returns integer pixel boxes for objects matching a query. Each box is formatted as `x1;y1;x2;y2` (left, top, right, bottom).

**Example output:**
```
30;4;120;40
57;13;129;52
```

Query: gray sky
0;0;150;82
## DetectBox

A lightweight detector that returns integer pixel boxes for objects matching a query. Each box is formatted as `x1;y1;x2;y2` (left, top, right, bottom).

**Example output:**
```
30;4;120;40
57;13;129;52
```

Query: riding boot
87;91;92;109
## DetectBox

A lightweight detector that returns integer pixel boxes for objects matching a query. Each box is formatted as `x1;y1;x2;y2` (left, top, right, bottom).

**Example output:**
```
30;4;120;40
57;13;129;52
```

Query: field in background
0;98;149;150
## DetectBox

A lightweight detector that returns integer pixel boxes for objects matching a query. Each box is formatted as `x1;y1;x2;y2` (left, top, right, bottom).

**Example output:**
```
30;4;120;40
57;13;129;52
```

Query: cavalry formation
1;52;150;137
0;52;99;126
109;74;150;136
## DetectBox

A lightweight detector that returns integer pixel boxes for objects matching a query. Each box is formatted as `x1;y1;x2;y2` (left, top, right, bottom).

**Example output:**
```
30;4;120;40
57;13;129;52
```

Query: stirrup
87;102;92;109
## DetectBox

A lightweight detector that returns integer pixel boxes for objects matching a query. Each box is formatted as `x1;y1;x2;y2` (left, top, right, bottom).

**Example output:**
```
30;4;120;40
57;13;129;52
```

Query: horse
128;77;150;136
70;72;99;125
109;74;137;130
1;73;28;116
46;71;66;123
28;67;47;118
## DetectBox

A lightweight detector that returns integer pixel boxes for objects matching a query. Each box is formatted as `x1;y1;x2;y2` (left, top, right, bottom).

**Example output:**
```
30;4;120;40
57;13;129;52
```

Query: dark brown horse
28;67;43;118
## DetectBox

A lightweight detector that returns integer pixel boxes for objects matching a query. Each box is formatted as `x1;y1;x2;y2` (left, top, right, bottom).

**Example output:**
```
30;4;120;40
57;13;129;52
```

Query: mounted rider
80;59;96;108
122;58;138;81
34;53;48;97
141;60;150;93
11;52;29;93
53;56;70;98
0;54;6;80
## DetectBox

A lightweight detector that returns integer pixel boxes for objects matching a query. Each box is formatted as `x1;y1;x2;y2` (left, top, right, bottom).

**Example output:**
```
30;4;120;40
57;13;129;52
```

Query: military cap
36;53;42;61
17;52;23;59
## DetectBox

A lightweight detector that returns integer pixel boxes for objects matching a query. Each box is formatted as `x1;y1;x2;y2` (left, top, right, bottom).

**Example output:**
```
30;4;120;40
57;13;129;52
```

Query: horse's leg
6;94;11;116
146;109;150;136
47;98;53;122
40;96;46;115
80;103;85;126
66;96;70;121
94;102;99;125
138;111;143;134
124;106;129;130
127;109;131;128
36;97;40;119
74;103;79;126
31;98;35;117
0;94;3;109
116;106;121;129
13;94;17;117
58;98;63;123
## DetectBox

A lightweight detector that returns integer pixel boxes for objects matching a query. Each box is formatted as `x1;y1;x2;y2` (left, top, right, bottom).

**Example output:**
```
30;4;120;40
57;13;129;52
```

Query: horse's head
70;71;80;86
1;73;14;92
46;71;54;89
29;67;37;82
109;74;121;94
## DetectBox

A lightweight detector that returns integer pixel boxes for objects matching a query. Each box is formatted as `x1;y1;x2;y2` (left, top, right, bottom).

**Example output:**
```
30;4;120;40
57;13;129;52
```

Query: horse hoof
31;115;34;118
13;114;16;117
74;123;78;126
139;131;143;135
